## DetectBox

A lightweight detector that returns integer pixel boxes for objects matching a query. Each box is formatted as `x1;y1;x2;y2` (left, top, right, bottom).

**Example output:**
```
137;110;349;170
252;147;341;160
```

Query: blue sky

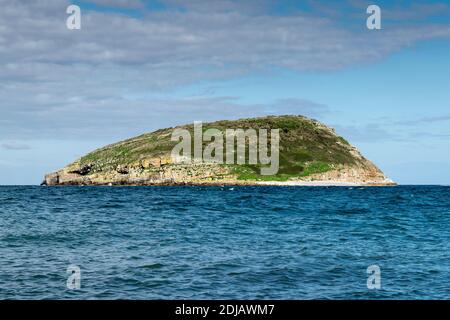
1;0;450;185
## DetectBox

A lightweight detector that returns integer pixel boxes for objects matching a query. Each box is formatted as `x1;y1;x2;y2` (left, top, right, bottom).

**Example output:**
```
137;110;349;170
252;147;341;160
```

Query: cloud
2;1;450;69
160;0;275;14
334;116;450;144
87;0;144;8
1;142;31;150
263;99;329;117
1;0;450;142
395;115;450;126
409;131;450;140
0;93;330;140
346;0;450;21
333;123;399;143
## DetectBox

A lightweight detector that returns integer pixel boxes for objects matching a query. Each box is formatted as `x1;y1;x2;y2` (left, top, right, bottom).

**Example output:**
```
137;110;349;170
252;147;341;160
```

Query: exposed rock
116;165;129;174
140;158;160;169
42;172;59;185
42;115;395;186
69;163;93;175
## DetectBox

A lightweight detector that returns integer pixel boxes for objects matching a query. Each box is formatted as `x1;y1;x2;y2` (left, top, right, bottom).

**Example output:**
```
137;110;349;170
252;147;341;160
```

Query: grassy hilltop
43;115;394;186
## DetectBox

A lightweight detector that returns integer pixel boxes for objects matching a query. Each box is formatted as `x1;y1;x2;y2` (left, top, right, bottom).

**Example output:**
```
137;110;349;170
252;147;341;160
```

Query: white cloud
87;0;144;8
1;0;450;141
0;91;329;139
1;142;31;150
2;1;450;69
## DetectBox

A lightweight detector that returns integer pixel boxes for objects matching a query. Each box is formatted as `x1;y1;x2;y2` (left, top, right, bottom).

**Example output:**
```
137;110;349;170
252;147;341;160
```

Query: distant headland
42;115;395;186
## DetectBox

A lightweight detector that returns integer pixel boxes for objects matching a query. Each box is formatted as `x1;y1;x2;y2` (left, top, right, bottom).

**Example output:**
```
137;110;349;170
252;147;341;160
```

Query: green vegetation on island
43;115;394;186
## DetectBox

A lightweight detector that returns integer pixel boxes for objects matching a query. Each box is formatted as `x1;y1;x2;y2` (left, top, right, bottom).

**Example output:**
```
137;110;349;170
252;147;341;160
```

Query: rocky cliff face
42;115;395;186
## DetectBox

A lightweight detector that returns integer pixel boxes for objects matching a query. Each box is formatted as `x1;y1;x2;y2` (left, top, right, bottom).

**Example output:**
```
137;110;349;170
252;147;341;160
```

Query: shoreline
254;180;396;187
42;179;397;187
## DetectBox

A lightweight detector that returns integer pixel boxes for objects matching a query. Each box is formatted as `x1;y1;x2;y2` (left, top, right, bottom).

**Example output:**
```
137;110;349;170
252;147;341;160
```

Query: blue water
1;186;450;299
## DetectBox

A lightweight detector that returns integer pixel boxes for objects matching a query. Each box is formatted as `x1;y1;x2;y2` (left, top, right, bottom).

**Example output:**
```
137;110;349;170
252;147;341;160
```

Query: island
42;115;395;186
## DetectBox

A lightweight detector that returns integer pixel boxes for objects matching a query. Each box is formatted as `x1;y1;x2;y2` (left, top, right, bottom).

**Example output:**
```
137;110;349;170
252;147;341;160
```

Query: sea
1;185;449;300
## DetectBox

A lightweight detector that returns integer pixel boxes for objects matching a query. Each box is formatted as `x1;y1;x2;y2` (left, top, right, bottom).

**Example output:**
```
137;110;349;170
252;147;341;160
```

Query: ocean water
1;185;450;300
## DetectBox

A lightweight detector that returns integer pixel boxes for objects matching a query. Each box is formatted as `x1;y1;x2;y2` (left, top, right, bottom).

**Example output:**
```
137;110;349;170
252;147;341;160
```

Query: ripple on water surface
0;186;450;299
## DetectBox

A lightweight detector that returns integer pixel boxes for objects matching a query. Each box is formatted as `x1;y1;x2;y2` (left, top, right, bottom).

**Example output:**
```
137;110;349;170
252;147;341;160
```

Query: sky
0;0;450;185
